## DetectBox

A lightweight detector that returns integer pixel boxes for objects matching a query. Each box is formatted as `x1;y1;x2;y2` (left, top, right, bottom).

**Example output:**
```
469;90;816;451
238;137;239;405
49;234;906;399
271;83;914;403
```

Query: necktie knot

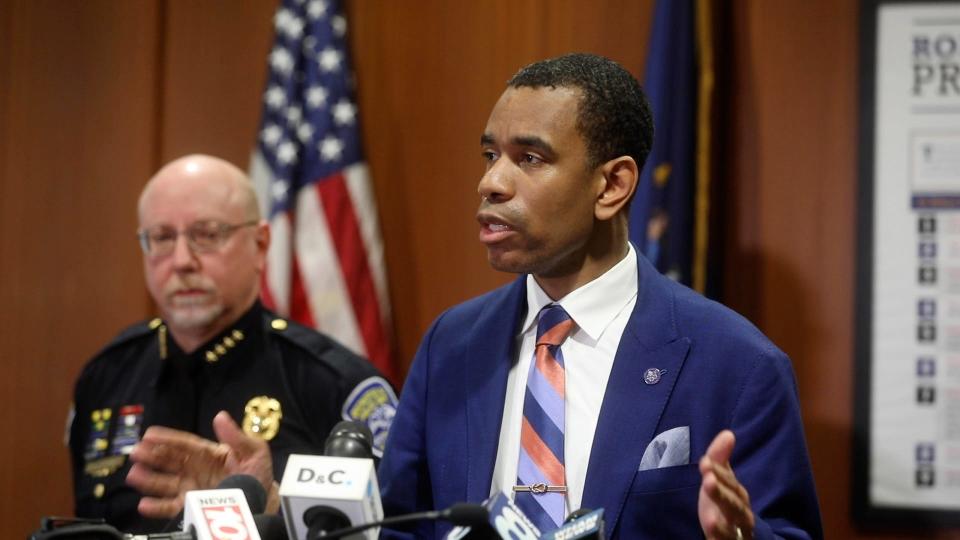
536;304;574;347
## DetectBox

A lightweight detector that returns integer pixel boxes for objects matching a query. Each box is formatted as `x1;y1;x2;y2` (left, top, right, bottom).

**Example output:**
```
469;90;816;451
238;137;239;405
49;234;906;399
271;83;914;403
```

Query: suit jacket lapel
464;277;528;502
582;253;691;535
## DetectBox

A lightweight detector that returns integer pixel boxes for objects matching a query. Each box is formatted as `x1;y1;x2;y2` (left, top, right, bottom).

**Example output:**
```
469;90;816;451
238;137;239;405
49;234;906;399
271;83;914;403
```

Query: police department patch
341;376;397;457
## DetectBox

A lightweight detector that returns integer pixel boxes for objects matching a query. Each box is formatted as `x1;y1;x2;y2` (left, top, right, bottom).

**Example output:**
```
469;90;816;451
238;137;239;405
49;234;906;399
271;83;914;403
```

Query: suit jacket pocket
617;463;702;538
628;462;701;494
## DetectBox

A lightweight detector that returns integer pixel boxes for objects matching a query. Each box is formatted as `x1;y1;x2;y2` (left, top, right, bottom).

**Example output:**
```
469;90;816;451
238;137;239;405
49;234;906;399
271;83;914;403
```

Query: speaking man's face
476;86;602;279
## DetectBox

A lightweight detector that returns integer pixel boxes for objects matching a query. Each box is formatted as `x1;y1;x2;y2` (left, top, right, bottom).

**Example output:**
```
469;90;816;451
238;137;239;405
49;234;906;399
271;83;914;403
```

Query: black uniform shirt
68;301;396;534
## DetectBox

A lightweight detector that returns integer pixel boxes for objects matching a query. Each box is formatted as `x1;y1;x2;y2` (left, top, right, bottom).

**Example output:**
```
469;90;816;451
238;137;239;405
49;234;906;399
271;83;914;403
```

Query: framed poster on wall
854;0;960;527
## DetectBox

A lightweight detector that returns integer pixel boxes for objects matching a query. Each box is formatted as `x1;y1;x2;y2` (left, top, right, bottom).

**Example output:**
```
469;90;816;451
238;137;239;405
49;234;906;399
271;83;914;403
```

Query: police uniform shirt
68;301;397;534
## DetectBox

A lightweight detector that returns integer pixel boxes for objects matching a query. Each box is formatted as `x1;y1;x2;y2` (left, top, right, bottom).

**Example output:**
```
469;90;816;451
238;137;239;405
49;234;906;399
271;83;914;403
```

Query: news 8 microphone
538;508;605;540
445;491;541;540
279;421;382;540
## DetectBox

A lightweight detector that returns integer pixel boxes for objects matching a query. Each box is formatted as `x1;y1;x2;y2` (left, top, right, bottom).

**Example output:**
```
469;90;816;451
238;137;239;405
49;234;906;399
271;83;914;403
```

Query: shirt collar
520;243;639;342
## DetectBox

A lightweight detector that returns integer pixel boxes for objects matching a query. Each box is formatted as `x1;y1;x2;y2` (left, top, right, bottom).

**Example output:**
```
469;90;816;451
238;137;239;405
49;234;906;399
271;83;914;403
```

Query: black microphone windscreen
216;474;267;514
253;513;288;540
444;503;490;527
565;508;594;523
323;420;374;458
304;504;352;538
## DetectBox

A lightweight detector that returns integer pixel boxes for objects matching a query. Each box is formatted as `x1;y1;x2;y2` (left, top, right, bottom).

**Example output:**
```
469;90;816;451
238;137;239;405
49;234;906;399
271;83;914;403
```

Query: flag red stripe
315;176;395;382
260;265;278;312
288;250;317;329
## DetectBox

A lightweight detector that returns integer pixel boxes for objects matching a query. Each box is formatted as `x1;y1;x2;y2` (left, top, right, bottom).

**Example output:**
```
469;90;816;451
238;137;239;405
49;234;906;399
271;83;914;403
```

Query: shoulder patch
341;376;398;458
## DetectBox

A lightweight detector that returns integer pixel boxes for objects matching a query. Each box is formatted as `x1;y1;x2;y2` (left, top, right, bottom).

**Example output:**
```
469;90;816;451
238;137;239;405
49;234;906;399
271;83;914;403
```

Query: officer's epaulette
264;314;337;357
261;309;390;392
91;317;164;359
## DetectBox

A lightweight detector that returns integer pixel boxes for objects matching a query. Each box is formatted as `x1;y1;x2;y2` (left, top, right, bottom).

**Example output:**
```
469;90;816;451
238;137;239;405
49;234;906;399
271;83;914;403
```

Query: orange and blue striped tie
516;303;574;531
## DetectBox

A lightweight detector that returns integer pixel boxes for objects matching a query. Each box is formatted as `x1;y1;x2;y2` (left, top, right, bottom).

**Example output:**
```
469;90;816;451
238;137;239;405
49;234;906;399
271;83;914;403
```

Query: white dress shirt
490;243;639;515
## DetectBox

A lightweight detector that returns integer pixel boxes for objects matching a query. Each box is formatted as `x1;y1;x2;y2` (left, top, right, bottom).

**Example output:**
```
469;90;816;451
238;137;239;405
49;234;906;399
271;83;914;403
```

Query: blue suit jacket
379;253;822;539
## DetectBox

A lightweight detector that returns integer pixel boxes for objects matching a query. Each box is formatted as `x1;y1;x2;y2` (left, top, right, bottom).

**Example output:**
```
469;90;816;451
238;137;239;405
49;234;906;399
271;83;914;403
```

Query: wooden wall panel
161;0;276;165
0;1;160;537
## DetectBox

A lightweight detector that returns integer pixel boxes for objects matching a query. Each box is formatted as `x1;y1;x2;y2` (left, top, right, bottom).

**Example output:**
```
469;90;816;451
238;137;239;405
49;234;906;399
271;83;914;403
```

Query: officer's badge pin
243;396;283;441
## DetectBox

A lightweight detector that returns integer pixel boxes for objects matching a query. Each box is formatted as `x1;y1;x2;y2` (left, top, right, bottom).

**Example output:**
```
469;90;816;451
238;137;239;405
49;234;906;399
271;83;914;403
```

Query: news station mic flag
628;0;717;296
250;0;396;383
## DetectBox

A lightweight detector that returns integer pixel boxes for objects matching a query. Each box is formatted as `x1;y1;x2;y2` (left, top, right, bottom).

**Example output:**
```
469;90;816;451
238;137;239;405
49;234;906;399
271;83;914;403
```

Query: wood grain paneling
161;0;276;165
0;1;160;537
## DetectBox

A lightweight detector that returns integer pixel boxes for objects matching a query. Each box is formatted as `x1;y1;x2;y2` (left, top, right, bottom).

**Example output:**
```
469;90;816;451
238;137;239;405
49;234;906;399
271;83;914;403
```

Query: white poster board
856;0;960;527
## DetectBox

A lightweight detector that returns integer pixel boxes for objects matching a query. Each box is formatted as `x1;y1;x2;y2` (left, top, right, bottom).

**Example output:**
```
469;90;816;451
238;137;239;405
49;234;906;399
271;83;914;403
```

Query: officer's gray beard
166;294;225;333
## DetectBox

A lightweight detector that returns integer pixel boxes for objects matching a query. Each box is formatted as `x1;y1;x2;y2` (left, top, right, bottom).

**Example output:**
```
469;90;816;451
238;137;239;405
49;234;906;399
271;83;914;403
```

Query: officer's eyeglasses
137;220;258;257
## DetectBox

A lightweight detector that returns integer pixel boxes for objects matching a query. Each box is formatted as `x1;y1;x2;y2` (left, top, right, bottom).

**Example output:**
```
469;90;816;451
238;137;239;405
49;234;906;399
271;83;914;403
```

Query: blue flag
629;0;712;292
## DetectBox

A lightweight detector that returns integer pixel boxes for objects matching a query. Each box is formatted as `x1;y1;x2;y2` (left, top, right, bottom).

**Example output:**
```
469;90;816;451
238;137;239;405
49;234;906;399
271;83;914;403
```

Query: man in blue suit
377;53;822;539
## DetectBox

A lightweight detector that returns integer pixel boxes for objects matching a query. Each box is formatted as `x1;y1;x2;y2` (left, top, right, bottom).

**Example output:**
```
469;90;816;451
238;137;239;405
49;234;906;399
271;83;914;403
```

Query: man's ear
254;220;271;272
595;156;639;221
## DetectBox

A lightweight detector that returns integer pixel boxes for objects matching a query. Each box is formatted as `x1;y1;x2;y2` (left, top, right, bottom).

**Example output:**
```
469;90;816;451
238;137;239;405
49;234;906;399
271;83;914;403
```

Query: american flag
250;0;395;382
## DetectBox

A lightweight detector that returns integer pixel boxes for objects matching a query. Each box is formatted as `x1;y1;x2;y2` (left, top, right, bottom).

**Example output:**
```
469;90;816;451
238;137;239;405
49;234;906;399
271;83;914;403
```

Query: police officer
68;155;396;534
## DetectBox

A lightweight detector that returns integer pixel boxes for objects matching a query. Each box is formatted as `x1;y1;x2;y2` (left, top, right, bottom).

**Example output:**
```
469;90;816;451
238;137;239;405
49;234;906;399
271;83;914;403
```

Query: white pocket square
638;426;690;471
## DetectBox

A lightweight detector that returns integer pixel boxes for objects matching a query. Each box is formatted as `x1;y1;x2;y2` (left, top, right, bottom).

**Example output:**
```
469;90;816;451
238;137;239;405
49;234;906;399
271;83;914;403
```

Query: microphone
279;421;382;539
215;474;268;514
316;502;489;539
323;421;375;458
124;533;194;539
123;515;285;540
154;473;269;535
252;514;288;540
28;517;125;539
182;476;263;540
445;491;541;540
538;508;605;540
31;478;275;540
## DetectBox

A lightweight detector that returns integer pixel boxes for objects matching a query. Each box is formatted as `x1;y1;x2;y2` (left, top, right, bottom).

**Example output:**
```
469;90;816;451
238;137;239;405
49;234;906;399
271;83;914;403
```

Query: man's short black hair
507;53;654;171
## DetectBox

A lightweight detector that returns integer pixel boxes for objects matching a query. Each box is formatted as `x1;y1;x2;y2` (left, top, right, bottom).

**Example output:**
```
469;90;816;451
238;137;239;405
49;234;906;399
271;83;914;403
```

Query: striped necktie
514;303;574;531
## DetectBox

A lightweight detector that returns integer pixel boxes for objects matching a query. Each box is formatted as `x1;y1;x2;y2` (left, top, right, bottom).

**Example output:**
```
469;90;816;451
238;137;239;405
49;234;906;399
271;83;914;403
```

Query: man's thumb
705;429;736;464
213;410;258;455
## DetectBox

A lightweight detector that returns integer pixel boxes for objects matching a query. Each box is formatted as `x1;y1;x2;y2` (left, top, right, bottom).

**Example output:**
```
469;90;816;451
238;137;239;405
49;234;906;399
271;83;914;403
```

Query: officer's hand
698;430;755;540
127;411;279;518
